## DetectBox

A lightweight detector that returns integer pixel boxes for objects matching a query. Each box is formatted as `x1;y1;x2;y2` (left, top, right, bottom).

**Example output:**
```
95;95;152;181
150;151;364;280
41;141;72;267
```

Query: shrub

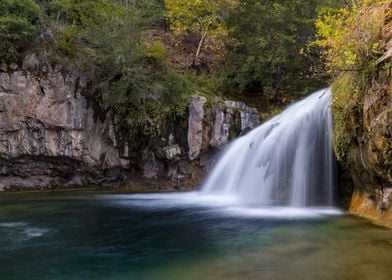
315;0;389;74
0;0;42;62
315;1;390;160
147;40;168;63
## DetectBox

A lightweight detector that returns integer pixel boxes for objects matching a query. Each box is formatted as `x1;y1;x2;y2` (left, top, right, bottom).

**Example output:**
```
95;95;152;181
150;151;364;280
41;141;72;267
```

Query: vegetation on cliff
314;0;391;161
0;0;347;123
2;1;389;155
0;0;42;62
221;0;341;98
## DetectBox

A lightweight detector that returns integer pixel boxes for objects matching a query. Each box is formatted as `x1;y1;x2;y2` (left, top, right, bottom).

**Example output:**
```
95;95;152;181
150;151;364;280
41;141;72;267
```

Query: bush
315;0;388;74
0;0;42;62
147;40;168;63
315;1;390;160
222;0;341;98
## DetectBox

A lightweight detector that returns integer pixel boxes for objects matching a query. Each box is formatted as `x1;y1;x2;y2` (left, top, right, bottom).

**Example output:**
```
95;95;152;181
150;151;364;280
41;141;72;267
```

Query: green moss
331;72;364;161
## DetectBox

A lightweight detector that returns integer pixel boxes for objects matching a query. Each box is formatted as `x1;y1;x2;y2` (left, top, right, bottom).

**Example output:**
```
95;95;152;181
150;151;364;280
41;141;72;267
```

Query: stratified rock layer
0;56;260;191
0;59;128;190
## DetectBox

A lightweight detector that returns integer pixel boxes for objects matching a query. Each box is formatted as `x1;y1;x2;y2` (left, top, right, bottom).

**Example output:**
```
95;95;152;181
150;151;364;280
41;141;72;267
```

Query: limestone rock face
187;95;261;160
338;16;392;227
343;68;392;227
0;55;261;191
0;57;128;190
210;101;260;148
137;95;262;190
187;95;206;160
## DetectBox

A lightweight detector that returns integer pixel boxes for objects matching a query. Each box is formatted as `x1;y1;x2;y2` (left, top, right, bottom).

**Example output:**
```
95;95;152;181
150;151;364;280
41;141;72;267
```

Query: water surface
0;192;391;280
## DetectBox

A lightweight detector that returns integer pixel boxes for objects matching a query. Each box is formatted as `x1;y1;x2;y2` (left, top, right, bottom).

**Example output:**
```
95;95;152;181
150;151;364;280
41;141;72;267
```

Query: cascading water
202;88;336;207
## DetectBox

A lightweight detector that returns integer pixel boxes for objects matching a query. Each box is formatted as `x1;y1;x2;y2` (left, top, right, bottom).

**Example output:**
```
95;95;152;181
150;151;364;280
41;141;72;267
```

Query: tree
221;0;342;98
51;0;164;105
314;0;390;160
50;0;194;125
315;0;389;74
0;0;42;62
164;0;236;65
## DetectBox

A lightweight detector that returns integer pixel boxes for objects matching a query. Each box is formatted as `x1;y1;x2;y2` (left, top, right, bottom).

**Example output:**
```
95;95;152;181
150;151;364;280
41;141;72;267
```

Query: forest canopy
0;0;367;119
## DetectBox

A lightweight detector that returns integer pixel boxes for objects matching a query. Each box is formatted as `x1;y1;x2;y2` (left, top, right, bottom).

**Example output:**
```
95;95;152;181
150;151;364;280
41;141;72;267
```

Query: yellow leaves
314;0;388;73
343;50;357;65
164;0;237;58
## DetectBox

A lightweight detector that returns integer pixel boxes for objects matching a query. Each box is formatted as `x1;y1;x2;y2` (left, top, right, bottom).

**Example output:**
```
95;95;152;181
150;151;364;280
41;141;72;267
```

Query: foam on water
23;228;49;238
0;222;50;240
0;222;28;228
102;89;340;219
202;88;336;207
100;192;343;219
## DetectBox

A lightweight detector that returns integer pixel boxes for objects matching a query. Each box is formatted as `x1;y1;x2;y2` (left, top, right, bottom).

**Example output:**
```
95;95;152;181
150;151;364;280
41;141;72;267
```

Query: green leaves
51;0;163;110
0;0;42;62
315;1;390;161
314;0;388;73
164;0;236;60
223;0;337;97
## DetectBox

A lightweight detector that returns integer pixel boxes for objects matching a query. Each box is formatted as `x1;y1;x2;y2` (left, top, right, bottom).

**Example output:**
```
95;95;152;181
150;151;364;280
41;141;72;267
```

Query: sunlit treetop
164;0;238;63
314;0;390;73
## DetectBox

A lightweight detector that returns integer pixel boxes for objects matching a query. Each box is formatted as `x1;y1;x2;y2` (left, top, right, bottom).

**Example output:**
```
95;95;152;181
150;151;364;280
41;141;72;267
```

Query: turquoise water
0;192;392;280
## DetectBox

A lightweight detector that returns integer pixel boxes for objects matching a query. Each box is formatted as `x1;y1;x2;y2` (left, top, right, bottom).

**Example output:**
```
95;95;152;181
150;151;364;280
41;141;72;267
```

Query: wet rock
0;61;261;191
225;100;260;131
178;160;194;176
210;107;229;148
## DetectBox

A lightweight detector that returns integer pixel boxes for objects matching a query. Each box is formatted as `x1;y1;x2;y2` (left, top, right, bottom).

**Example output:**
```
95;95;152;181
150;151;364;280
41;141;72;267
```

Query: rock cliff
335;12;392;227
0;56;260;191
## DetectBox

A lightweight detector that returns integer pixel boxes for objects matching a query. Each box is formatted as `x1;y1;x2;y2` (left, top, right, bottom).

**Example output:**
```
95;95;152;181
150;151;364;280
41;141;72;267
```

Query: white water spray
202;88;336;207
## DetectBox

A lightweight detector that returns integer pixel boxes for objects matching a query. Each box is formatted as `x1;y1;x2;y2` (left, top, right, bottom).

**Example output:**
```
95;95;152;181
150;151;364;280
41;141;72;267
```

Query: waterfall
202;88;336;207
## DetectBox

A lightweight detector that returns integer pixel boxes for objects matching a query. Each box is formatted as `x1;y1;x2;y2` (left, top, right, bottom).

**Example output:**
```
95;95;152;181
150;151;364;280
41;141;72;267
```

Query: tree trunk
194;32;206;66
